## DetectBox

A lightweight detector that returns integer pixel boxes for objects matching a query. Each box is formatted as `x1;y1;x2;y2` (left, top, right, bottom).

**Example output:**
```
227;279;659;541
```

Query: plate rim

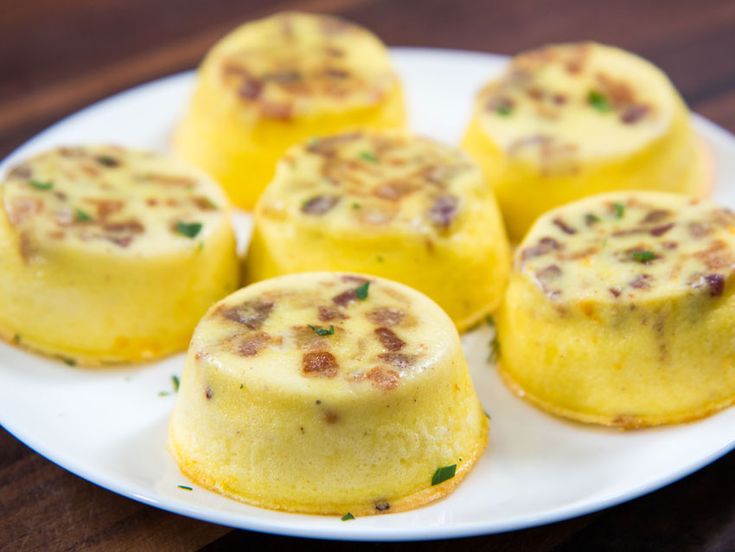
1;46;734;542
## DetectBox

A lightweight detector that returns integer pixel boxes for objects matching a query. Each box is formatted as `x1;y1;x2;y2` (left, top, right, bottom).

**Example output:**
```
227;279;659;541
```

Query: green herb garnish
351;202;361;209
29;179;53;191
308;324;335;336
484;411;491;420
172;375;180;392
612;202;625;219
177;485;193;491
359;151;378;163
62;357;76;366
630;250;656;263
341;512;355;521
495;104;513;117
13;334;21;344
588;90;612;113
158;391;171;397
431;464;457;486
176;221;202;239
585;213;601;225
74;208;93;222
485;314;496;329
355;282;370;300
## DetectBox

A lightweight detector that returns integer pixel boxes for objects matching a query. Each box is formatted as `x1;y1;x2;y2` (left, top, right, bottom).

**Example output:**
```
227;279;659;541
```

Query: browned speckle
366;307;405;327
205;386;213;400
103;219;145;234
324;411;339;424
237;332;271;357
374;327;405;351
642;209;671;224
219;299;274;330
366;367;400;390
302;351;339;378
375;500;391;511
301;195;340;215
377;352;414;370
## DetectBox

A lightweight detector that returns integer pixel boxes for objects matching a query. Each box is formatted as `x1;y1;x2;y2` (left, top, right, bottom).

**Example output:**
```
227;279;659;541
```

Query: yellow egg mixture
175;12;406;209
170;272;488;515
246;131;510;331
0;146;239;365
498;191;735;427
463;42;707;241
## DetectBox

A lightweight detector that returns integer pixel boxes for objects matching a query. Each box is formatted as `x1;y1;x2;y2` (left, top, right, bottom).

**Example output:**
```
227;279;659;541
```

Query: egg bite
462;42;709;242
174;11;406;209
0;146;240;365
498;191;735;428
245;131;511;332
170;272;488;515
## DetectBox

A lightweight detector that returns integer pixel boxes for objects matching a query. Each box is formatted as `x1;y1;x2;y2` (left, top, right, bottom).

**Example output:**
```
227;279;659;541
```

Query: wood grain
1;0;734;550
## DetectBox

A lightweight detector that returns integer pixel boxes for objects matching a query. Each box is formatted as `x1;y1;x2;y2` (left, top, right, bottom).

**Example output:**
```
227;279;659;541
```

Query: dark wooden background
1;0;735;550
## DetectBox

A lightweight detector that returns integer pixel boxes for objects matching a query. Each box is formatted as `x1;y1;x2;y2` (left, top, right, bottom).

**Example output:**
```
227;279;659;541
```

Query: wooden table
1;0;734;550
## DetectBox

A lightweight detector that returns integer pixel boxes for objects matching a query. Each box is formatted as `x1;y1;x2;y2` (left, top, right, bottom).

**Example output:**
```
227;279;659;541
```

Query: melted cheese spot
477;42;678;160
519;192;735;302
258;132;482;235
193;272;455;390
211;12;399;118
2;146;229;256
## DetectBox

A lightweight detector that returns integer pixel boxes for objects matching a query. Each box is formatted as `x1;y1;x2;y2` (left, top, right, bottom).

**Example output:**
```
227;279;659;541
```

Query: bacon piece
367;367;400;390
374;327;405;351
219;299;274;330
302;351;339;378
428;195;459;229
374;181;415;201
552;217;577;235
377;352;414;370
301;195;340;215
642;209;671;224
521;237;561;261
703;274;725;297
621;105;649;124
366;307;405;327
103;219;144;233
237;332;270;357
650;223;674;237
318;305;347;322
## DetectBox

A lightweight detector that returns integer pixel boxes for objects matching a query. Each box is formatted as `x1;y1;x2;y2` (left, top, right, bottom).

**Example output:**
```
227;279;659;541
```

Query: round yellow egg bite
462;42;709;242
175;11;406;209
170;271;488;515
245;131;511;332
0;146;240;365
498;191;735;428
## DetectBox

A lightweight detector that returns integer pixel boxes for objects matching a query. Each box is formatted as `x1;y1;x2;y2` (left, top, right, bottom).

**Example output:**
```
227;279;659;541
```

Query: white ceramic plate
1;48;734;542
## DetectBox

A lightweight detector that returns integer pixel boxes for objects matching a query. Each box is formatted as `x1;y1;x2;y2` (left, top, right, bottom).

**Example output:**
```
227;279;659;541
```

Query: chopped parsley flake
588;90;612;113
12;334;21;344
359;151;378;163
485;314;496;329
172;375;180;392
176;221;202;239
612;202;625;219
351;202;361;209
308;324;335;336
355;282;370;300
585;213;601;225
495;104;513;117
631;250;656;263
74;208;93;222
62;357;77;366
489;335;501;363
484;411;491;419
177;485;193;491
158;391;171;397
341;512;355;521
29;179;53;190
431;464;457;486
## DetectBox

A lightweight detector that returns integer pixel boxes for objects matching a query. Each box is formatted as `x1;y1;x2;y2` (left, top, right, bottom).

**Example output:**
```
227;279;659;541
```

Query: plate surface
1;48;734;542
